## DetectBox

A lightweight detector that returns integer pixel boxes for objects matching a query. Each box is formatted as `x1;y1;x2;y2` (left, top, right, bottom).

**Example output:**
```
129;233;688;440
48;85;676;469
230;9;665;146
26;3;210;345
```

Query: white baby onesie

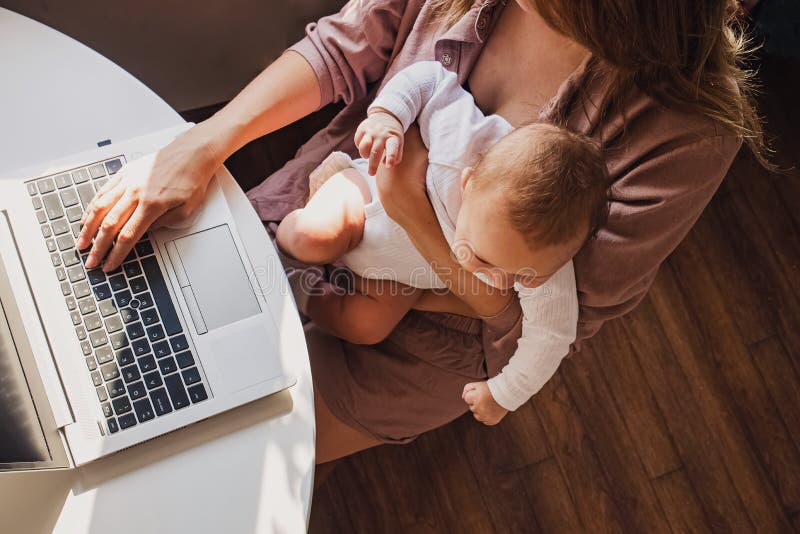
338;61;578;411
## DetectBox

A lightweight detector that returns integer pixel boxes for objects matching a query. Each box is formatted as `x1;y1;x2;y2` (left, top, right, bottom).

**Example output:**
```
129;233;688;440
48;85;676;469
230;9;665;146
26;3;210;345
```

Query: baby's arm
465;261;578;423
306;276;422;345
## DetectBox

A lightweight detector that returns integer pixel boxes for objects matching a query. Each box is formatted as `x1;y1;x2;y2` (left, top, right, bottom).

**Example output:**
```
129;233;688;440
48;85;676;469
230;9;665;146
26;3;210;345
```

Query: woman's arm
376;125;514;318
79;0;416;271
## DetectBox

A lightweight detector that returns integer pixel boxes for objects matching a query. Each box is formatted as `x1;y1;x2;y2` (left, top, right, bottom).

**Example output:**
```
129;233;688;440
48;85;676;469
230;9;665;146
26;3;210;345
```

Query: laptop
0;123;296;470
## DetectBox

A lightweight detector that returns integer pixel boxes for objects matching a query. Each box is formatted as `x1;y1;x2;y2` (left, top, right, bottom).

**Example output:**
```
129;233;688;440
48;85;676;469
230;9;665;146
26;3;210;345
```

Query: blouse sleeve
288;0;415;108
573;132;742;346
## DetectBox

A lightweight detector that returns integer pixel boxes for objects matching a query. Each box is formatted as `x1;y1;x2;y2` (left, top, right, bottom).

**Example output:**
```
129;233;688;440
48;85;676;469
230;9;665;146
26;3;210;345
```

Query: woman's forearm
200;51;322;167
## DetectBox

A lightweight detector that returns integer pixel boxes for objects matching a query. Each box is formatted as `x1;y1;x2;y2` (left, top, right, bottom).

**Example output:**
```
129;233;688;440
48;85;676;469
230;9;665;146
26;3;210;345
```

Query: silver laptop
0;123;295;470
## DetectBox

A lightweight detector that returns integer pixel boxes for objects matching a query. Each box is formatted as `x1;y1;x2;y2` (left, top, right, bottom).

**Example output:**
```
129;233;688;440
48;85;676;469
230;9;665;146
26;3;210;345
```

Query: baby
277;61;609;424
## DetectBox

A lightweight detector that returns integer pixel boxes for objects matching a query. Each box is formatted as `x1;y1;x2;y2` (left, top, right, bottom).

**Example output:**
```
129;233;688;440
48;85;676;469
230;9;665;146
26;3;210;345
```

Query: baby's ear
460;166;474;192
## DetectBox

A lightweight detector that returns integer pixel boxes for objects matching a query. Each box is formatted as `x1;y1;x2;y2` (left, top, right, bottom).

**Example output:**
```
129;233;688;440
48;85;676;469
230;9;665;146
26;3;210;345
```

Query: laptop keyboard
26;157;208;435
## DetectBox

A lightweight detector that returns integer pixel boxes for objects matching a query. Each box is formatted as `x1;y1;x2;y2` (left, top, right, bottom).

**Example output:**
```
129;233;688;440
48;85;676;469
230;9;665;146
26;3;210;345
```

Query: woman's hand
77;122;222;271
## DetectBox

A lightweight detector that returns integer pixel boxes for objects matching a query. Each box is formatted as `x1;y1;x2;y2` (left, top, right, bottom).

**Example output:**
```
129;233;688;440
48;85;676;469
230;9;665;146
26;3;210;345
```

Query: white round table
0;8;315;533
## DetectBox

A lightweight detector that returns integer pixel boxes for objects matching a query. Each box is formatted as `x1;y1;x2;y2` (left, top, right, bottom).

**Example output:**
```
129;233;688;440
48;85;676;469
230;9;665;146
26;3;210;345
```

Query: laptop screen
0;294;51;468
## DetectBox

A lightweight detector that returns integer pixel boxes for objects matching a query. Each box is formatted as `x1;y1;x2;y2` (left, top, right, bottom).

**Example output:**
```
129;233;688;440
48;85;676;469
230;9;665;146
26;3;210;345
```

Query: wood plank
589;319;682;478
559;346;671;533
520;457;584;533
652;468;713;534
649;246;793;531
496;400;552;471
458;412;543;533
621;292;753;531
533;373;627;533
309;468;358;534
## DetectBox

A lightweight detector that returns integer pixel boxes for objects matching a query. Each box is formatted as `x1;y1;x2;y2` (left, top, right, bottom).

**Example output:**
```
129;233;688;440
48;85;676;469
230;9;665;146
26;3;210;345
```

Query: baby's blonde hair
471;123;610;248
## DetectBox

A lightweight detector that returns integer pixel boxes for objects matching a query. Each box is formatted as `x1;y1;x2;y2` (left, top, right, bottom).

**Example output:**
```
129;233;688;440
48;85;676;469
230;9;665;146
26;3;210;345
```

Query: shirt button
476;15;488;31
440;52;453;66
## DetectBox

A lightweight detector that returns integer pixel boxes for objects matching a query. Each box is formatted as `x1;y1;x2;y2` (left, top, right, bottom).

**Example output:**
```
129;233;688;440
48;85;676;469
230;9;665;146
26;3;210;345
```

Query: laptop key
60;281;71;296
55;267;67;281
90;330;109;348
62;249;80;267
138;354;157;373
132;338;150;356
71;222;82;239
153;340;171;358
50;253;62;267
170;334;188;353
72;169;90;184
140;308;158;326
102;402;113;418
87;269;106;285
52;219;69;236
128;381;147;401
126;321;145;340
135;240;154;257
158;356;177;375
90;370;103;386
109;274;127;292
107;379;126;398
150;387;172;415
35;210;47;224
96;386;108;403
101;362;120;381
116;347;135;367
133;398;155;423
76;325;87;340
175;350;194;369
147;324;165;342
120;307;138;324
106;417;119;434
98;299;117;317
86;357;97;372
164;374;189;410
118;413;137;430
110;331;128;350
80;340;92;355
114;289;132;308
56;235;75;251
95;178;109;191
123;262;142;278
46;238;57;252
66;205;83;223
78;297;96;315
129;276;147;294
137;292;154;309
112;395;132;415
121;364;140;383
95;345;114;365
88;164;106;179
141;256;182;335
93;283;112;301
70;310;82;326
143;371;162;390
54;173;72;188
26;182;38;195
84;313;102;331
41;192;63;219
105;158;123;175
37;178;55;194
60;189;80;207
76;183;95;208
182;367;201;386
105;315;124;333
187;384;208;404
41;224;52;238
73;281;91;299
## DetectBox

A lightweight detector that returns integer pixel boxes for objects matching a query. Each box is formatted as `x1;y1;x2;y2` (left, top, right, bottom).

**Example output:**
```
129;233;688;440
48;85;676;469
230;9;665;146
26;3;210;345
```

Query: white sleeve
486;261;578;411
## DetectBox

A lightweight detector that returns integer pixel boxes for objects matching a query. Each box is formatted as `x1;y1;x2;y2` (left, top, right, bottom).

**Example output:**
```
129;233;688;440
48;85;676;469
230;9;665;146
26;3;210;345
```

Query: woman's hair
430;0;771;168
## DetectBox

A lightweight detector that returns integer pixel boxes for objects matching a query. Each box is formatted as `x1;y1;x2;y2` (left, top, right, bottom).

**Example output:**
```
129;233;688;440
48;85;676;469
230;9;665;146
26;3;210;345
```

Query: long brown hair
430;0;771;168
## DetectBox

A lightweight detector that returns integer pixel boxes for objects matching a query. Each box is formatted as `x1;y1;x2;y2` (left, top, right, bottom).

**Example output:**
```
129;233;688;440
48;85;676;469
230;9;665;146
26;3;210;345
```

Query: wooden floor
184;53;800;533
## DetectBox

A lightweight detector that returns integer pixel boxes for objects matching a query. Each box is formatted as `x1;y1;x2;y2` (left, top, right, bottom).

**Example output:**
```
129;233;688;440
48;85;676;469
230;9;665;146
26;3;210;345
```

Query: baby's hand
354;109;404;175
462;381;509;426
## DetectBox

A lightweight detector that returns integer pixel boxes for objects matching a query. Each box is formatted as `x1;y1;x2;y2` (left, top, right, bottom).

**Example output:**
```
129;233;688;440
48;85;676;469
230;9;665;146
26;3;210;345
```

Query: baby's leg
276;167;372;264
307;276;422;345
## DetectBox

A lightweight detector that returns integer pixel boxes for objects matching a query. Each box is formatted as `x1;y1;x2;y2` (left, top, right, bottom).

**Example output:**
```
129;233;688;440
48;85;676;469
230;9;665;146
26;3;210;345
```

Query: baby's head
454;122;609;289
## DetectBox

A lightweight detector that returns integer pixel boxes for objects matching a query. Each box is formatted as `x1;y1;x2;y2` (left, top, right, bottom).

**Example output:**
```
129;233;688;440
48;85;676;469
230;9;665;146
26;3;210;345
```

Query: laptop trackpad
166;225;260;333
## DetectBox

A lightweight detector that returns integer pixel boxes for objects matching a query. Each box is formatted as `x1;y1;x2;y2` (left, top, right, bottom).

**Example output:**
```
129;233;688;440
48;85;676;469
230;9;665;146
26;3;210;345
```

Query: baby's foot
309;152;354;198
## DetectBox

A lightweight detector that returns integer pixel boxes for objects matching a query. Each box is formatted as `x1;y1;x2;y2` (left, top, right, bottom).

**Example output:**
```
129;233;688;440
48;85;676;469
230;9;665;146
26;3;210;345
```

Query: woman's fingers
77;180;126;250
367;136;386;175
101;205;160;271
85;193;137;269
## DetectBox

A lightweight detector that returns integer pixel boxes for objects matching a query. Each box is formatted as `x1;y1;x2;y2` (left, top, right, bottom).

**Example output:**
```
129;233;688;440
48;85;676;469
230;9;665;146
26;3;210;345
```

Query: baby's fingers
357;133;374;160
384;136;403;168
368;136;387;175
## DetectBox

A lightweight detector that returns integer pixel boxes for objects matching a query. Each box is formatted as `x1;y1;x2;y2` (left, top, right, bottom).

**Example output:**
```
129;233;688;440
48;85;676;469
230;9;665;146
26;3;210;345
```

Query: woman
77;0;766;462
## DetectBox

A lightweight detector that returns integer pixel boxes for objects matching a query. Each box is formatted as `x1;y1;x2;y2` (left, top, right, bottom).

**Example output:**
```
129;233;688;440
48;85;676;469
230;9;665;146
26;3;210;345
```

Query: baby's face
453;174;579;290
